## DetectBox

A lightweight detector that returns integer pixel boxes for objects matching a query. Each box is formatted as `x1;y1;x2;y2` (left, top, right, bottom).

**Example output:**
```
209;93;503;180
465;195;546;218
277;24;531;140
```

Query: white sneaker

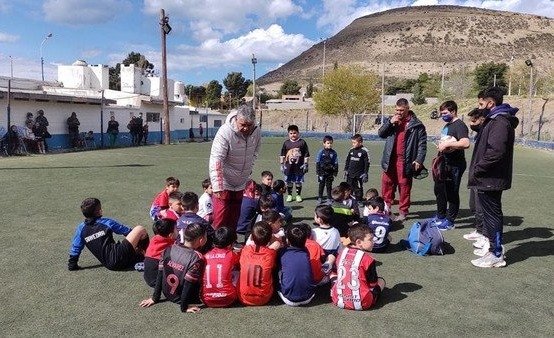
473;237;488;249
474;244;505;257
471;252;507;268
463;230;484;241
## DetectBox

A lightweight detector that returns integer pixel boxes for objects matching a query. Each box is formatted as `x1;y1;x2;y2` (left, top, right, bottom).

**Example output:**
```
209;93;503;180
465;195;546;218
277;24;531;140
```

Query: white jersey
311;227;341;252
197;192;213;218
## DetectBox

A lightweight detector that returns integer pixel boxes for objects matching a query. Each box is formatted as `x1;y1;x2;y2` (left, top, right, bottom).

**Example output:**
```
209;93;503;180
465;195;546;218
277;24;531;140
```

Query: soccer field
1;137;553;336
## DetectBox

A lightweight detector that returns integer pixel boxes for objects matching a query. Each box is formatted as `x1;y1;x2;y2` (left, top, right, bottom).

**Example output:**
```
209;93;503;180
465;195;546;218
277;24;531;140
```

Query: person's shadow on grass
375;282;423;308
504;226;552;244
506;239;554;265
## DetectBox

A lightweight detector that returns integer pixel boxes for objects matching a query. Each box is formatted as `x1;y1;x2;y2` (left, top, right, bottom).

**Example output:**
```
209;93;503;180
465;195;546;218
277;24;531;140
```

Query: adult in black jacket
378;99;427;221
469;87;518;268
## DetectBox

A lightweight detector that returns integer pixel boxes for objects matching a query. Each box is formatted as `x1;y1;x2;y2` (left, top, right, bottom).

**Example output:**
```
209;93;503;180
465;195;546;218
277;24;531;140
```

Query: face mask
470;124;481;132
441;113;453;123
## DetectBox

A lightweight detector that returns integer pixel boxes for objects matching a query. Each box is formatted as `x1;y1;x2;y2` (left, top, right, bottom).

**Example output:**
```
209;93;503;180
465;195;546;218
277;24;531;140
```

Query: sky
0;0;553;87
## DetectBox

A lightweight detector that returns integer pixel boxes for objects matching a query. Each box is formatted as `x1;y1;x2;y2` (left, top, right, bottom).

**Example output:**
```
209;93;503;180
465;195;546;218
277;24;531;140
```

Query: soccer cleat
295;195;303;202
321;262;332;274
471;252;506;268
473;236;489;249
463;230;484;241
286;195;293;202
435;218;455;231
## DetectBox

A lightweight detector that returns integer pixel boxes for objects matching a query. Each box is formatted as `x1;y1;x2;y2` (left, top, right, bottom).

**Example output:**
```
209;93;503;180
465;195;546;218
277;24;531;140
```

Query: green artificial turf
1;138;553;336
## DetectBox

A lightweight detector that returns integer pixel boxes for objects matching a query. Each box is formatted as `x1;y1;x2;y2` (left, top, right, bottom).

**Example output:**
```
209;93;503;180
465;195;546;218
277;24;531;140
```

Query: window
213;120;222;127
199;115;208;122
146;112;160;122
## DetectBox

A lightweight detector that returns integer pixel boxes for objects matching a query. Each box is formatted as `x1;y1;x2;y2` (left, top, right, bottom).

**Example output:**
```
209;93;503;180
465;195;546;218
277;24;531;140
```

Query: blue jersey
364;213;391;252
278;247;314;302
316;148;338;176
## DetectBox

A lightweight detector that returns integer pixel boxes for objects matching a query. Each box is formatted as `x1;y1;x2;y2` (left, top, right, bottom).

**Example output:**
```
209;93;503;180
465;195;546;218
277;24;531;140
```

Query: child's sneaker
435;217;454;231
463;230;484;241
471;252;506;268
295;195;303;202
474;244;504;257
134;262;144;271
286;195;294;202
473;236;488;249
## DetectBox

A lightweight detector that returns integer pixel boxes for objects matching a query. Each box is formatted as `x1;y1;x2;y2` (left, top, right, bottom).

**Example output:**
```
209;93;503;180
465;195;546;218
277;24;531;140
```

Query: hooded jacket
468;103;519;191
378;112;427;178
209;111;261;192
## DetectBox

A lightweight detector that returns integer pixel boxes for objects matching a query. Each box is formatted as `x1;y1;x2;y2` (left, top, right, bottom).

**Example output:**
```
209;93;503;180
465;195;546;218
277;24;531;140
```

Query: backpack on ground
402;218;445;256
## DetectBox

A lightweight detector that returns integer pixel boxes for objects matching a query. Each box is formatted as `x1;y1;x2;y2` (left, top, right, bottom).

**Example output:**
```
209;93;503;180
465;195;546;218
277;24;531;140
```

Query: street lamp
321;38;327;80
160;9;171;145
40;33;53;81
525;59;534;138
251;54;257;114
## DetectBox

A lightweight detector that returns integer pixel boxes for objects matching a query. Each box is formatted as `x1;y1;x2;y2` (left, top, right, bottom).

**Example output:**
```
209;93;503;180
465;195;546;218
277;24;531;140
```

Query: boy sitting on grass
331;224;386;311
143;219;176;287
363;196;392;253
150;177;180;220
177;192;214;252
158;191;184;221
68;198;149;271
140;223;207;313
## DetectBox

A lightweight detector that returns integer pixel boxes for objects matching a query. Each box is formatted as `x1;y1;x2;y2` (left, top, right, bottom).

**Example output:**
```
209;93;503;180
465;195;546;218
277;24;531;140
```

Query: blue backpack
403;219;445;256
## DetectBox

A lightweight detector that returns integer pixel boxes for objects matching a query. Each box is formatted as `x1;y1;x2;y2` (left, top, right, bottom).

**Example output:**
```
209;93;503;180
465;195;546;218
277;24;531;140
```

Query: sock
296;184;302;196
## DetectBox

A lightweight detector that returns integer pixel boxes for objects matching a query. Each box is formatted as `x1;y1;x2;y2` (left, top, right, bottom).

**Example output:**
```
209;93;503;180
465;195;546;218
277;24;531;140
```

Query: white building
1;60;224;149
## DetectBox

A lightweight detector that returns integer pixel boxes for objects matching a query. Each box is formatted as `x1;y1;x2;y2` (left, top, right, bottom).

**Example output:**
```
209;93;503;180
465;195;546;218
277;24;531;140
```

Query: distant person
433;100;470;231
344;133;370;201
139;223;207;313
67;198;149;271
280;124;310;202
199;123;204;139
34;109;50;152
378;98;427;221
315;135;339;204
189;127;195;141
142;121;149;145
469;87;518;268
209;105;261;231
136;113;144;145
67;112;80;148
106;116;119;147
127;115;138;146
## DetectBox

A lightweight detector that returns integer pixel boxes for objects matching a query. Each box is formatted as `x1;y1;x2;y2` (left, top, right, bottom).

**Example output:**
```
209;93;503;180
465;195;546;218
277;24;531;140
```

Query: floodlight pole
40;33;53;81
380;64;385;125
526;60;534;138
160;9;171;145
252;53;257;116
441;62;446;92
322;38;327;79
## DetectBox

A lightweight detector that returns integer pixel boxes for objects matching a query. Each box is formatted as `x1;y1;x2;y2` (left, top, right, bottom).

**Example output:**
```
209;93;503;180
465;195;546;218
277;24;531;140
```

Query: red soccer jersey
305;239;324;283
201;247;240;307
331;247;380;310
238;245;277;306
145;235;175;260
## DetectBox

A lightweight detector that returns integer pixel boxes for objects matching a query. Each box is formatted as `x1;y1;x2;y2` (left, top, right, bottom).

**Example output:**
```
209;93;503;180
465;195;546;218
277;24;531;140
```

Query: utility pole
100;90;105;148
321;38;327;80
525;59;534;138
40;33;52;81
251;54;257;115
441;62;446;92
160;9;172;145
380;64;385;125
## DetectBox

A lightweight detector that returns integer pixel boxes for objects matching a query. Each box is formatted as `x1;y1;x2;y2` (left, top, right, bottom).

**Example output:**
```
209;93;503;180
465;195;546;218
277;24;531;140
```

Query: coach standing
378;98;427;221
209;105;261;231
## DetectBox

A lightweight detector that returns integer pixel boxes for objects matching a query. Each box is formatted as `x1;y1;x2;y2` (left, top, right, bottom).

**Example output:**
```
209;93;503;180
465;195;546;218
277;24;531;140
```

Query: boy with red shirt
143;219;176;287
158;191;184;221
150;177;180;220
331;224;386;310
201;227;240;307
238;221;278;306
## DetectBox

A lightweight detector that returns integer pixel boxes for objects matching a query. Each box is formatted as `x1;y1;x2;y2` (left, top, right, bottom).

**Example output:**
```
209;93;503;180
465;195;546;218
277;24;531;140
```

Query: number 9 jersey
331;247;382;310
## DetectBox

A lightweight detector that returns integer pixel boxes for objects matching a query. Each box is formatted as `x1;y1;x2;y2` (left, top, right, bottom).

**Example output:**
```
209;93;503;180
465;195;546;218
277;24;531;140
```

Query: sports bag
403;219;445;256
431;152;448;182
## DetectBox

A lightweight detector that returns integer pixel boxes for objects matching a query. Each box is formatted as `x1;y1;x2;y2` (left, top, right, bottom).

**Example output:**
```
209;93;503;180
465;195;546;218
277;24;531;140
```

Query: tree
185;85;207;107
411;83;426;105
473;62;508;93
109;52;155;90
279;80;301;96
313;66;380;132
205;80;223;109
223;72;251;108
306;79;314;98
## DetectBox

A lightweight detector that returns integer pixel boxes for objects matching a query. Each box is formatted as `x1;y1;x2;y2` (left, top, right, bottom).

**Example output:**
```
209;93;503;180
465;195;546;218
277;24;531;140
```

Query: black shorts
104;239;139;271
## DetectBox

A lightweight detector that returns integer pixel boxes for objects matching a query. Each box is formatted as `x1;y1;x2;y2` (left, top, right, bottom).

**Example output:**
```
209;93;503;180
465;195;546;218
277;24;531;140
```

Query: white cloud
170;24;315;70
0;32;19;43
43;0;132;25
0;54;56;80
142;0;303;40
81;49;102;59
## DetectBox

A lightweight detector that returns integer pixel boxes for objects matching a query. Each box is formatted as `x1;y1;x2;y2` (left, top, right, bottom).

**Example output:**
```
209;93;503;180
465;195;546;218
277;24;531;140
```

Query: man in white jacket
209;105;261;231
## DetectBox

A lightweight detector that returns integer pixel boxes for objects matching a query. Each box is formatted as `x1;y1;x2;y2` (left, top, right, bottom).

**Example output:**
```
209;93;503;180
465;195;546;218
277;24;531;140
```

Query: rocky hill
258;5;554;86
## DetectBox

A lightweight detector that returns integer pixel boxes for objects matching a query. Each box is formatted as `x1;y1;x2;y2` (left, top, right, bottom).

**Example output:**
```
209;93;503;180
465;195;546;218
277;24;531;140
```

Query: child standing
331;224;386;311
238;221;278;306
315;135;339;204
143;219;176;287
260;171;274;197
201;227;240;308
197;179;213;224
312;205;341;266
280;125;310;202
68;198;149;271
363;196;392;253
278;224;315;306
159;191;184;221
150;177;180;220
344;134;370;201
139;223;207;313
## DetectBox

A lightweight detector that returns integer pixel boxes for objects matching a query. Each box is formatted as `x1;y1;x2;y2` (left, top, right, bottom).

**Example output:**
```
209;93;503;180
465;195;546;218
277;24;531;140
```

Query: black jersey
281;138;310;168
152;244;205;312
441;119;469;166
344;146;370;178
